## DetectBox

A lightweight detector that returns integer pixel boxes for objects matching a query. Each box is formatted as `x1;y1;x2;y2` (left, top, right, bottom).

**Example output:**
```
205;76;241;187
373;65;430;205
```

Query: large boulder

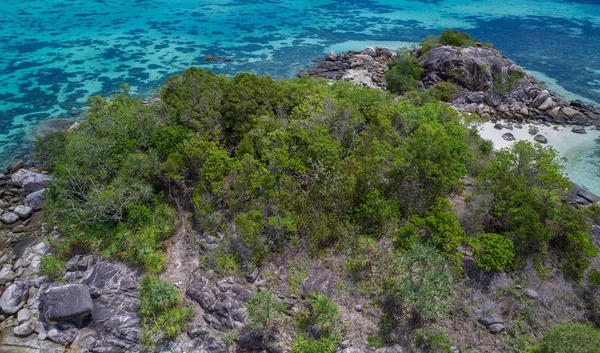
419;45;527;93
302;271;340;297
23;173;52;192
25;189;45;211
13;205;33;219
10;169;36;186
0;281;30;315
40;284;93;323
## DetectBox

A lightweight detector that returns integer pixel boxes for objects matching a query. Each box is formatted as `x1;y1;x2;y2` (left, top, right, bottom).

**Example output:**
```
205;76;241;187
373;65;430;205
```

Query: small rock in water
494;123;503;130
534;135;547;144
502;133;515;141
572;126;586;134
503;124;513;130
514;123;523;129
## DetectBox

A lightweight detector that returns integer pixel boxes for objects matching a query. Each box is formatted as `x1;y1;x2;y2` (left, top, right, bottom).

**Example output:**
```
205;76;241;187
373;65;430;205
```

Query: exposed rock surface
303;46;393;88
40;284;93;323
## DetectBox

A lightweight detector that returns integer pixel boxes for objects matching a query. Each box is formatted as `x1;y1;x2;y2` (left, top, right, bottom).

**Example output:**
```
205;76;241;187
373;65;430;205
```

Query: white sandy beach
478;121;600;194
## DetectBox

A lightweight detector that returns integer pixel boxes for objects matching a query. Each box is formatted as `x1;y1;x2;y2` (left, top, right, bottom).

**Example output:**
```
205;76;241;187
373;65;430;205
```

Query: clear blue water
1;0;600;189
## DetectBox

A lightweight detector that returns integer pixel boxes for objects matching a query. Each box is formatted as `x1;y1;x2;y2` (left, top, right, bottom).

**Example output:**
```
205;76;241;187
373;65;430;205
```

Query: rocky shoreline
303;44;600;133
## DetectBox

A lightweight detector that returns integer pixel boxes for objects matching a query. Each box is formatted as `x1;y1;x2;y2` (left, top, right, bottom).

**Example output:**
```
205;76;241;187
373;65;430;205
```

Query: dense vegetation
35;59;600;350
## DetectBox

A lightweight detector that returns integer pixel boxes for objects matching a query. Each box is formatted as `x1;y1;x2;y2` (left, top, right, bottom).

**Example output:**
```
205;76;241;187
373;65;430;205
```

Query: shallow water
1;0;600;173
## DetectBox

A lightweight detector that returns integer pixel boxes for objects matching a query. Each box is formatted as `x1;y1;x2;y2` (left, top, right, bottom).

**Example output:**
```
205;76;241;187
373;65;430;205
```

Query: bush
394;244;454;321
39;254;66;281
385;49;424;93
292;292;342;353
33;131;67;171
246;290;285;334
431;81;458;102
589;269;600;286
472;233;514;272
534;323;600;353
493;70;524;94
438;29;476;47
139;275;195;350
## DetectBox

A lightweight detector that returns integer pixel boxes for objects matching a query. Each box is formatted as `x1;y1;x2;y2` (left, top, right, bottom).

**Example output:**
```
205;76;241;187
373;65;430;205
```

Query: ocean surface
1;0;600;191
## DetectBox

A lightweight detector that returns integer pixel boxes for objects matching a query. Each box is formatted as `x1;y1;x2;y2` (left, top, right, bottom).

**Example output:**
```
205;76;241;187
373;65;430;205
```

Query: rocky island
2;31;600;353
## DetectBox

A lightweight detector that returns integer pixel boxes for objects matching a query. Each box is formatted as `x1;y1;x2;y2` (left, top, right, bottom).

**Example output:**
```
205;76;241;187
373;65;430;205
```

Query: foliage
413;326;453;353
393;244;454;321
292;292;342;353
222;330;239;345
246;290;285;333
472;233;515;272
477;141;595;278
589;269;600;286
533;323;600;353
419;30;494;55
33;131;67;171
385;49;424;93
397;198;467;276
139;275;195;350
493;70;525;94
39;254;65;281
431;81;458;102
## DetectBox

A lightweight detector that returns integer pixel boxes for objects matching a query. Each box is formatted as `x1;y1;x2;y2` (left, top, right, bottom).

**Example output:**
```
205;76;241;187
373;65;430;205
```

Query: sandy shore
478;121;600;194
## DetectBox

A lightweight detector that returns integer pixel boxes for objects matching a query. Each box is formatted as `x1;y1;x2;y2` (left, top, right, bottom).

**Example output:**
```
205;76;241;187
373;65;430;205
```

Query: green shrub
385;49;424;93
431;81;458;102
246;290;285;333
472;233;514;272
438;29;476;47
394;244;454;321
589;269;600;286
33;131;67;171
420;35;440;55
413;326;453;353
493;70;524;94
292;292;342;353
39;254;66;281
139;275;195;350
534;323;600;353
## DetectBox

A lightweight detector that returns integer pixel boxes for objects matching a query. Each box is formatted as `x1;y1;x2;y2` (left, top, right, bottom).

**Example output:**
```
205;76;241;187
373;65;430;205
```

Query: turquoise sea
1;0;600;190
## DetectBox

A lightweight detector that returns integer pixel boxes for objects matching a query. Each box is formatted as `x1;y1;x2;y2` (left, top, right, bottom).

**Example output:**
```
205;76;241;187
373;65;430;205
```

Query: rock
0;327;66;352
525;289;539;299
237;331;263;350
528;127;539;135
562;106;583;118
451;346;460;353
40;284;93;323
302;272;339;297
246;267;259;283
478;316;504;326
0;281;29;315
66;255;88;272
25;189;45;211
537;96;554;112
8;160;24;173
577;189;600;204
572;126;586;134
188;325;209;340
514;123;523;129
493;123;503;130
326;51;336;61
10;169;35;186
532;90;550;108
503;124;513;130
501;133;515;141
0;212;19;224
489;323;505;334
17;308;31;324
22;173;52;192
13;205;32;219
534;135;547;144
0;264;16;285
13;322;34;337
47;326;78;345
354;305;363;312
363;46;377;57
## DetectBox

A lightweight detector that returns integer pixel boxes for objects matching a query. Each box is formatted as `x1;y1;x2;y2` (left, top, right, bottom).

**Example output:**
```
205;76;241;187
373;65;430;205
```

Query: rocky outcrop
302;46;393;88
39;284;93;323
303;44;600;129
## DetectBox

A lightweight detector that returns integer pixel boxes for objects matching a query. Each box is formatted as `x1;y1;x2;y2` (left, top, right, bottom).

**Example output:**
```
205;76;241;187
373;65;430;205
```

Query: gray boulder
0;281;30;315
23;173;52;192
66;255;88;272
40;284;93;322
577;189;600;204
25;189;45;211
0;212;19;224
10;169;35;186
13;322;34;337
13;205;33;219
572;126;586;134
534;134;547;144
0;264;16;285
302;271;340;297
502;133;515;141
